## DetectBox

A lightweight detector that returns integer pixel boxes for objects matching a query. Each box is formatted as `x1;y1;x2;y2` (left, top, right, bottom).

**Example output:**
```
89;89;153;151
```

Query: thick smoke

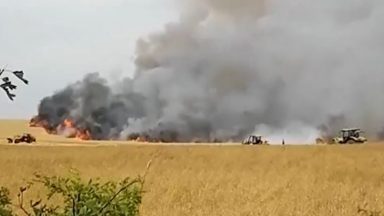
37;0;384;143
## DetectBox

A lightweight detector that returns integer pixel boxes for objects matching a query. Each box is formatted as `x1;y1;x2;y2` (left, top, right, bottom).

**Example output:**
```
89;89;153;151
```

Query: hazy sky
0;0;178;118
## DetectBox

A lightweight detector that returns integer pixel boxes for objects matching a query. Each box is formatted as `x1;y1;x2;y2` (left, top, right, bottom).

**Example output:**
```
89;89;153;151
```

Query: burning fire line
29;116;92;141
29;116;217;143
29;115;153;142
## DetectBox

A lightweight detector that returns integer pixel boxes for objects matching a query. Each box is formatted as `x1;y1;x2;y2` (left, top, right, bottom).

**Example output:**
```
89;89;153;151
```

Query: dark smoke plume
35;0;384;143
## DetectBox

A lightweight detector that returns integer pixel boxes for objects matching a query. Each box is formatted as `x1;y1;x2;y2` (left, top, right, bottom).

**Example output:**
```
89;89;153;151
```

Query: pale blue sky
0;0;178;119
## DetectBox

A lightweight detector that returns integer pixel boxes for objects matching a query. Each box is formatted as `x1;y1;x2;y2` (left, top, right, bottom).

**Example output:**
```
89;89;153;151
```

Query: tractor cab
333;128;367;144
242;135;266;145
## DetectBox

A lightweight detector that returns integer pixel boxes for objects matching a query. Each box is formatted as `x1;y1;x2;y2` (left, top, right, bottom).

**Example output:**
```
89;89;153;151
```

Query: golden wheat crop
0;120;384;216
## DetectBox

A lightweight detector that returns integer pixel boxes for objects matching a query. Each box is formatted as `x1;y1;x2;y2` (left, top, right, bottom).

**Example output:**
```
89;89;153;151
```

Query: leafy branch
0;159;153;216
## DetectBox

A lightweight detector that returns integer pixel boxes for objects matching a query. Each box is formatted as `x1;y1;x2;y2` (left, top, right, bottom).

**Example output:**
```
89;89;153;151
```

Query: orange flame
76;129;91;140
60;119;91;140
29;116;92;141
63;119;75;128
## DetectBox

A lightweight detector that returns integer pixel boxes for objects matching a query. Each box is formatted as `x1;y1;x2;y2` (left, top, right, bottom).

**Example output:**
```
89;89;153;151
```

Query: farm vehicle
7;133;36;144
242;135;269;145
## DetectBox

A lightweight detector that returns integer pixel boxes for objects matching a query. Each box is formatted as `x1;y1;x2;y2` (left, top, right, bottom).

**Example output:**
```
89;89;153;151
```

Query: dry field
1;120;384;215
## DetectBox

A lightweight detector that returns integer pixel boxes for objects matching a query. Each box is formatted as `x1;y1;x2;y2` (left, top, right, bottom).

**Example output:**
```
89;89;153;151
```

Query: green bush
0;187;13;216
0;161;151;216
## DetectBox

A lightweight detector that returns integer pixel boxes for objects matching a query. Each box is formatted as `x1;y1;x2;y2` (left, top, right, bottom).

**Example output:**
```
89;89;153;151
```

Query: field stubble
0;120;384;215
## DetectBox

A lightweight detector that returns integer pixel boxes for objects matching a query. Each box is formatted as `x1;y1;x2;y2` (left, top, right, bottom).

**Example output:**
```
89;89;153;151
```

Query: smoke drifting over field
35;0;384;143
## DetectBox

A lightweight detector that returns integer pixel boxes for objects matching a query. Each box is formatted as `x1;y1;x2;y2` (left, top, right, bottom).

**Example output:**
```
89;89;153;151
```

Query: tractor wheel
329;138;337;144
347;140;355;144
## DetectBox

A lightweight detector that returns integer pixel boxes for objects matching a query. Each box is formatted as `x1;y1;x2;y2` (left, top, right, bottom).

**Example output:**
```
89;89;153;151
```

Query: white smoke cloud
37;0;384;143
254;122;322;145
128;0;384;140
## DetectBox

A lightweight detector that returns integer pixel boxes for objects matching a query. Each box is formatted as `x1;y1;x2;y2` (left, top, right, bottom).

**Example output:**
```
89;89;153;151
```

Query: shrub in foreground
0;187;13;216
0;161;151;216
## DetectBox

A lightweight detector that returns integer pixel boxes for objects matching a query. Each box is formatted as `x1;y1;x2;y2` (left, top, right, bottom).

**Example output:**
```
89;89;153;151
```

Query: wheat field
1;120;384;215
